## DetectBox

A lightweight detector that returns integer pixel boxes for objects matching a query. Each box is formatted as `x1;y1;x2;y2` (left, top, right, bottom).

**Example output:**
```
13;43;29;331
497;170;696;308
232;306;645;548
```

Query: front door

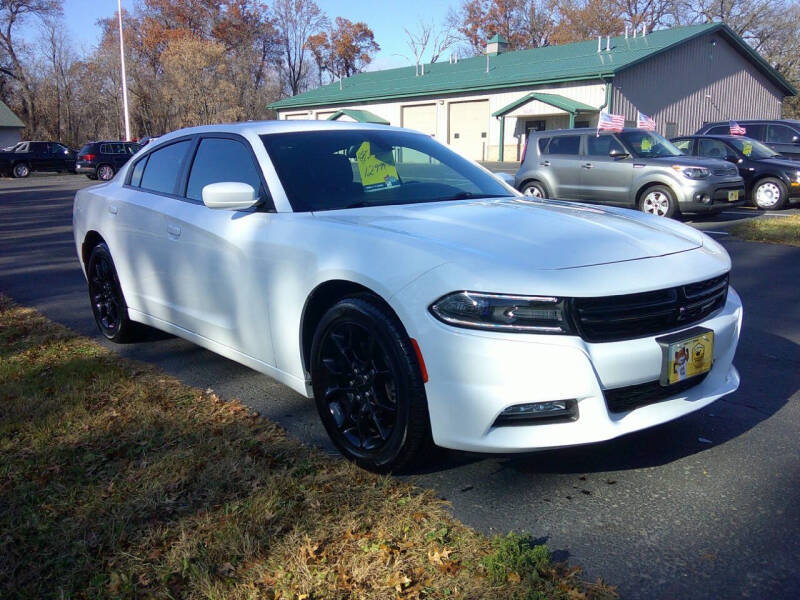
580;134;633;205
159;135;274;363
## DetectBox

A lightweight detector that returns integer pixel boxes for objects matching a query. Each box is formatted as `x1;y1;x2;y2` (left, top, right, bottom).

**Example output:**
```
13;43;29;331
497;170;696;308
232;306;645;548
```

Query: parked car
514;128;745;218
76;141;141;181
695;120;800;161
672;134;800;210
0;141;77;178
73;121;742;471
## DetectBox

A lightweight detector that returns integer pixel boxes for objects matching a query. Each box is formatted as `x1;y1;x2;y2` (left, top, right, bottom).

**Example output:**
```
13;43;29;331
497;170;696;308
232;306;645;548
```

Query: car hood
316;198;704;270
755;156;800;170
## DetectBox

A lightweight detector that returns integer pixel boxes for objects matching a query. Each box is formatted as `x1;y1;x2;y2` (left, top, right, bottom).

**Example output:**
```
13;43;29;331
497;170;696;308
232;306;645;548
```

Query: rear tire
86;243;141;343
520;180;548;198
752;177;787;210
639;185;678;218
97;164;115;181
12;163;30;178
310;296;431;473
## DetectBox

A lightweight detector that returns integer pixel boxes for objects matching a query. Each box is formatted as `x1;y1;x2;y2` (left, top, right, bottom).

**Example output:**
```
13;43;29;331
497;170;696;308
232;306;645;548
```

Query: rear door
157;134;275;363
765;123;800;160
580;134;633;205
112;138;194;324
29;142;52;170
541;134;582;199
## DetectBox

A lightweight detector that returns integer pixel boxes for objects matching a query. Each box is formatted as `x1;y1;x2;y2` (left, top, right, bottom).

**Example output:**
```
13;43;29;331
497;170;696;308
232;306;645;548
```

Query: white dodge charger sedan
73;121;742;471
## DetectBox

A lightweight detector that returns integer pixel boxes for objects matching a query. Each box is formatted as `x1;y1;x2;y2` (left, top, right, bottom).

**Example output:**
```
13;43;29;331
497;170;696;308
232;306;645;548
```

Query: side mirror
202;182;259;211
724;155;739;163
792;135;800;144
609;148;629;159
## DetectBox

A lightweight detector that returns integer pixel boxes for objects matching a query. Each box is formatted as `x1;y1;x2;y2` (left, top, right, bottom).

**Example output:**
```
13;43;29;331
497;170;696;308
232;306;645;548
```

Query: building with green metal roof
269;23;795;162
0;100;25;148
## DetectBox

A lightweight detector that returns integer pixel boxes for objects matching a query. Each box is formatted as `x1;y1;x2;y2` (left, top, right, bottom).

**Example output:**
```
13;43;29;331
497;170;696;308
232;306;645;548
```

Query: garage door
448;100;489;160
402;104;437;136
284;112;309;120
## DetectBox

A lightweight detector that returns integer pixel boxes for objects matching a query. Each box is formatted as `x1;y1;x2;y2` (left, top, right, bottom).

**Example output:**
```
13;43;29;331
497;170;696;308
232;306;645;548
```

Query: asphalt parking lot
1;173;798;599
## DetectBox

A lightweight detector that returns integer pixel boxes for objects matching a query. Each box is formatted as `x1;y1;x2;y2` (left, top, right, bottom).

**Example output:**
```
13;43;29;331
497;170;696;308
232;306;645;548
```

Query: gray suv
514;128;745;217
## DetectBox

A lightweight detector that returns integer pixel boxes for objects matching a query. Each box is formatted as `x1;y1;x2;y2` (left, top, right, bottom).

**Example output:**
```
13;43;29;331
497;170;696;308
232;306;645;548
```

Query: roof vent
486;34;508;55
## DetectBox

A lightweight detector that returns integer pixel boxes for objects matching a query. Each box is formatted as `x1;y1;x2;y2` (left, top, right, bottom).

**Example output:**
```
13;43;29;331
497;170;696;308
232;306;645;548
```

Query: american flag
637;111;657;131
598;111;625;133
729;120;746;135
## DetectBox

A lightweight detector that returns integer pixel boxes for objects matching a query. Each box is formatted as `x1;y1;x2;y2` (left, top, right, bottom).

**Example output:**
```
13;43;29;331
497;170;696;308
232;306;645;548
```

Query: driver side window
698;139;731;159
185;137;267;204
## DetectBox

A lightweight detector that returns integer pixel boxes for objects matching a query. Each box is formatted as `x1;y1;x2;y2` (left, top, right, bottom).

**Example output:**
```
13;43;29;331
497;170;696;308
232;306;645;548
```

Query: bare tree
0;0;62;133
272;0;328;95
404;20;431;75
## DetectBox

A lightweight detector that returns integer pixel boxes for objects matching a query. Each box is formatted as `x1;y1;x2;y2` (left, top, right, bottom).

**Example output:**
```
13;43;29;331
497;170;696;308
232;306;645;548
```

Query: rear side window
79;144;94;155
537;137;550;152
545;135;580;155
186;137;264;202
586;135;624;156
767;124;798;143
139;140;191;195
744;123;765;140
130;156;148;187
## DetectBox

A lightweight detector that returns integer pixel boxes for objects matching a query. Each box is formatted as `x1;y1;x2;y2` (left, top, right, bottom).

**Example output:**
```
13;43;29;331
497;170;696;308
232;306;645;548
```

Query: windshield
727;137;780;160
261;129;514;212
619;130;683;158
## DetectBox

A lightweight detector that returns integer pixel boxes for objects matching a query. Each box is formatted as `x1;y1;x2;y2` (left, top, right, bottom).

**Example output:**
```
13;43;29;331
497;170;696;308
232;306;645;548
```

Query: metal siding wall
613;32;784;136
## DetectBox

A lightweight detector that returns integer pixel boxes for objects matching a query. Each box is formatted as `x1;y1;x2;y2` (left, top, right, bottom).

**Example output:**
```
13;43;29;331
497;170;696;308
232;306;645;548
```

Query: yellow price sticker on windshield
641;137;653;151
355;141;400;191
743;141;752;156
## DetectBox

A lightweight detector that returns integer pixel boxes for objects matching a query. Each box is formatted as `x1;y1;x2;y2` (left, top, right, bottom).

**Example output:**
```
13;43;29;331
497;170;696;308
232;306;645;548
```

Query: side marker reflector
409;338;428;383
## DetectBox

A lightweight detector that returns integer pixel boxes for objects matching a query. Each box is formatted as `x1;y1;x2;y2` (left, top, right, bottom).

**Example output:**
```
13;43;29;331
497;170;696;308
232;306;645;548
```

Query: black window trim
125;132;275;212
182;132;275;212
125;134;196;200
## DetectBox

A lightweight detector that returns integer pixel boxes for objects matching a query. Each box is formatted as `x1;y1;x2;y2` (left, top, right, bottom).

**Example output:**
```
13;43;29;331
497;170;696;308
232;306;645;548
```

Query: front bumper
678;177;745;212
413;287;742;453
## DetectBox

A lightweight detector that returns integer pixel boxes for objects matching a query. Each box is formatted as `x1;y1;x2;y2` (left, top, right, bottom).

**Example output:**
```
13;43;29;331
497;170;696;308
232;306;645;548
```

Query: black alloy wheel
310;297;430;472
87;243;138;342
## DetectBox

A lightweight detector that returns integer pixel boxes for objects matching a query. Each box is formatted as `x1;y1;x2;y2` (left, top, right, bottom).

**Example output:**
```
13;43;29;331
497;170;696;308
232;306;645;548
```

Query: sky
60;0;455;71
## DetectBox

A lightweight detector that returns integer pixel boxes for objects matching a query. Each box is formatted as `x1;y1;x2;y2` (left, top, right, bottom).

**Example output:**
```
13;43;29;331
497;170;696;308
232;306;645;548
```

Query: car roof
674;134;750;141
527;127;645;136
703;119;800;126
153;119;421;146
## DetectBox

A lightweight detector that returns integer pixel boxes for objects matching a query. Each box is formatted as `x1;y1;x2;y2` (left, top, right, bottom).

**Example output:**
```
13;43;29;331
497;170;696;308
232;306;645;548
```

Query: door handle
108;205;118;215
582;163;594;169
167;224;182;238
540;160;550;167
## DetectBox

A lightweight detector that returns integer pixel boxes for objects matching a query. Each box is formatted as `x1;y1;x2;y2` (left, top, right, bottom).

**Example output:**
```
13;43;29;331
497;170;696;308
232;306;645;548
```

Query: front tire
310;296;430;473
752;177;787;210
12;163;30;178
639;185;678;218
86;243;140;343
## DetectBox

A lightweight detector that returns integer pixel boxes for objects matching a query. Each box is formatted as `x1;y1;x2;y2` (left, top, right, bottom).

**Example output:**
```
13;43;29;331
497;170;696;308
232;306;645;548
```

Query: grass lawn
0;295;616;599
728;214;800;246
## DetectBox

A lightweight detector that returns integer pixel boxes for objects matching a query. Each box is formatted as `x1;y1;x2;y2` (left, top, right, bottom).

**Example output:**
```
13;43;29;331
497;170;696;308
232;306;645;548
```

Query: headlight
794;170;800;183
429;291;572;333
672;165;710;179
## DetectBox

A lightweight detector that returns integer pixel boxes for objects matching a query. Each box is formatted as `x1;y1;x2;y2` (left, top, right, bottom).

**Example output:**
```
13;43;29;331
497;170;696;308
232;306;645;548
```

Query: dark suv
0;141;77;177
695;120;800;161
76;141;141;181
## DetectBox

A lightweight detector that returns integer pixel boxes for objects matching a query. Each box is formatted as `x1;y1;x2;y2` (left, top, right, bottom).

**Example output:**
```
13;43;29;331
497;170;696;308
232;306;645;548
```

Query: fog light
494;399;578;426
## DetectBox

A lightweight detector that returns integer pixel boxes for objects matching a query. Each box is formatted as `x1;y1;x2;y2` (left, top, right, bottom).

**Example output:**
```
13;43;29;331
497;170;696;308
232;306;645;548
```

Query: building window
575;120;590;128
665;122;677;138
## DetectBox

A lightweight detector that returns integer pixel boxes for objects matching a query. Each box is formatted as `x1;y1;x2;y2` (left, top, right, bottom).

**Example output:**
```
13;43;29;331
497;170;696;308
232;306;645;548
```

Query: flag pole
118;0;131;141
